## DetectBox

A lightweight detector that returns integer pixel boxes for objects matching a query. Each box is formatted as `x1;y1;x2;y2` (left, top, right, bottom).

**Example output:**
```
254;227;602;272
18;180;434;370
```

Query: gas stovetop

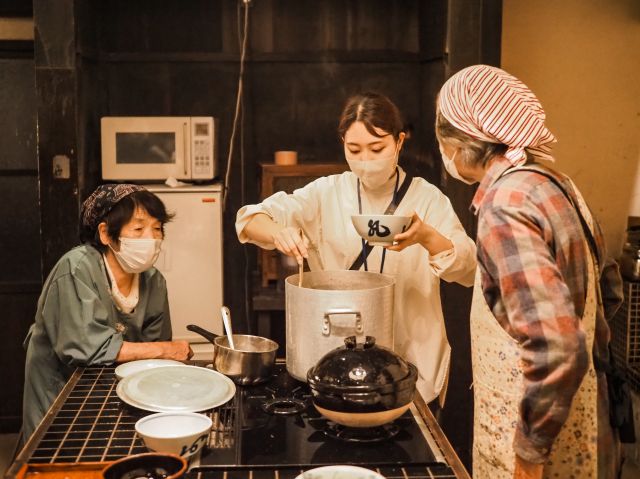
193;364;443;470
21;365;458;479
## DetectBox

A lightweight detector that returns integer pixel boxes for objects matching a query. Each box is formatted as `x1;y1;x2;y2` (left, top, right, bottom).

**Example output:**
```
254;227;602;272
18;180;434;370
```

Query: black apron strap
502;166;599;267
349;174;414;271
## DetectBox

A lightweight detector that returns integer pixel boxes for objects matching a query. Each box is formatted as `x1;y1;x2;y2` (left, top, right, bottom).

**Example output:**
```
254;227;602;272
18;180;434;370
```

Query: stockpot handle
322;309;363;336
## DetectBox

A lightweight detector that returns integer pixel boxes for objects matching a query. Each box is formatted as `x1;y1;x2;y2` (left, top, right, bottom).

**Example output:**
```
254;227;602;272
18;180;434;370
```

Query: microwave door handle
183;122;188;176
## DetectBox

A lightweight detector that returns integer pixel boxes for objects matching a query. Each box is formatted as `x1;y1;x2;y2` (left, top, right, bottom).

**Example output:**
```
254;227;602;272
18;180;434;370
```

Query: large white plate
116;365;236;413
115;359;184;380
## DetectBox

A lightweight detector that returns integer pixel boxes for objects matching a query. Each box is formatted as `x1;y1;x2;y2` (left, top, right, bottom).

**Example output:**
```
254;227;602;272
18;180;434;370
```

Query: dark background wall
78;0;450;339
1;0;502;469
0;0;39;432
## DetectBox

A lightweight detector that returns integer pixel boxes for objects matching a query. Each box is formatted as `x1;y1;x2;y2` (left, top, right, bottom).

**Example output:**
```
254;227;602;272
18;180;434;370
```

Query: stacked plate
116;363;236;413
115;359;183;380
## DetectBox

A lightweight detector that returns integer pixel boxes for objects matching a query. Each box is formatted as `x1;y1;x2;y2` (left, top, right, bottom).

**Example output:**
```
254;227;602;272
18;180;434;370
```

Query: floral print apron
470;177;599;478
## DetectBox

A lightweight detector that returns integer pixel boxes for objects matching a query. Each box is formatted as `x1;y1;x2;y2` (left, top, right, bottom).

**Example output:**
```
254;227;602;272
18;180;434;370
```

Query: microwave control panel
190;117;216;179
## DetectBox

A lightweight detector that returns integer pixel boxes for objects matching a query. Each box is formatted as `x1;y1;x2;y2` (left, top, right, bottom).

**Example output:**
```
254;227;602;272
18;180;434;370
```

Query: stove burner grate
261;397;307;415
323;422;400;443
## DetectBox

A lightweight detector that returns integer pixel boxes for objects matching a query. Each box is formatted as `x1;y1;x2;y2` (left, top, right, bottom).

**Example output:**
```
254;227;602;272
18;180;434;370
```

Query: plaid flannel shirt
471;156;623;466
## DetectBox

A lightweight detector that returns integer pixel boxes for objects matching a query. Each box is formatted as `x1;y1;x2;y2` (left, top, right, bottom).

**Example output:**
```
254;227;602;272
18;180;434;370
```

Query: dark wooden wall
437;0;503;467
2;0;503;470
0;34;40;431
70;0;449;337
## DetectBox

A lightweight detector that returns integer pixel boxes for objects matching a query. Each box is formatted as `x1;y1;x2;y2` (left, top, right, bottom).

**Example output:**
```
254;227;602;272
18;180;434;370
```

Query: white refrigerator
147;183;223;360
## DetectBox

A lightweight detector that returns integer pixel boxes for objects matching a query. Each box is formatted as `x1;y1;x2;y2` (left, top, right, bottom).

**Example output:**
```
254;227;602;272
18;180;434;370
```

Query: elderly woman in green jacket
22;184;192;443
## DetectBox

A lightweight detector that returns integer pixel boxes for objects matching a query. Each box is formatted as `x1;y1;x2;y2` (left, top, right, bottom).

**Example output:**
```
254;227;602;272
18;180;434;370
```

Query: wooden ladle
298;260;304;287
297;229;305;287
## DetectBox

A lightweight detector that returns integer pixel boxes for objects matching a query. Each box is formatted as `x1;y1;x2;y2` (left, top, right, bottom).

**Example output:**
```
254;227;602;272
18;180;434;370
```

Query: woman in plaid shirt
435;65;624;479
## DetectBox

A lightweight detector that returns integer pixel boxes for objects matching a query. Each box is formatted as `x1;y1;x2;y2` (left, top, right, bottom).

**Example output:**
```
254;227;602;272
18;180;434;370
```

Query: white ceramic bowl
296;465;385;479
135;412;212;458
351;214;412;246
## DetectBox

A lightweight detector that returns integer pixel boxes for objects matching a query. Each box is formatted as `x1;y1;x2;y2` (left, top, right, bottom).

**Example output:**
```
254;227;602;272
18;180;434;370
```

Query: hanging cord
223;0;250;210
237;1;247;210
237;0;252;332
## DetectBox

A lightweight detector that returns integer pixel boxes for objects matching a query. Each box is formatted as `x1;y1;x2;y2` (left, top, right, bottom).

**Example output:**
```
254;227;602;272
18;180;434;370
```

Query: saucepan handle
322;309;363;336
186;324;219;344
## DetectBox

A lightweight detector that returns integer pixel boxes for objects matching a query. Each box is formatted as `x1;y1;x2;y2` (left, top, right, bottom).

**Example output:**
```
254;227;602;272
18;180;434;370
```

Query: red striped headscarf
437;65;556;165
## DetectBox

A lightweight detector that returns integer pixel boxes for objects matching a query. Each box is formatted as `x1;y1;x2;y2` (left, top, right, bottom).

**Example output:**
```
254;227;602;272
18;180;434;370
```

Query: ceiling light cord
223;0;250;210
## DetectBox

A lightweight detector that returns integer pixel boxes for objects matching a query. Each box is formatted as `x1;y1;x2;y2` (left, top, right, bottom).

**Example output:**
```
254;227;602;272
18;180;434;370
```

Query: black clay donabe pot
307;336;417;427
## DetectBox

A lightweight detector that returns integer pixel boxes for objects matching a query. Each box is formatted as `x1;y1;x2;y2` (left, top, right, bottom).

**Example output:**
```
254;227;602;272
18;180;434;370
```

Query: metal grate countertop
188;464;457;479
27;366;236;464
11;365;467;479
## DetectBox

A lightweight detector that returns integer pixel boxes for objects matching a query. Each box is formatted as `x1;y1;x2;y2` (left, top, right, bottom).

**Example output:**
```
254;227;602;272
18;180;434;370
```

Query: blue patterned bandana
80;184;145;239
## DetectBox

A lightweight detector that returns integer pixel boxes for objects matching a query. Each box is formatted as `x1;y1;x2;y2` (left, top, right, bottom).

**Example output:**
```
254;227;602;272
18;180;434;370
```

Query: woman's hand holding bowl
386;212;453;255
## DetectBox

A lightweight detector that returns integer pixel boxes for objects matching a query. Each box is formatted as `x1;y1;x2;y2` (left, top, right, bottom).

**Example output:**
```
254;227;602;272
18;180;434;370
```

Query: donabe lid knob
364;336;376;349
343;336;376;349
344;336;357;349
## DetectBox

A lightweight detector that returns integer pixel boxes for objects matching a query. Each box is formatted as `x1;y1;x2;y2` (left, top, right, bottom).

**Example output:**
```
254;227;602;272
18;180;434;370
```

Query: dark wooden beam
437;0;503;470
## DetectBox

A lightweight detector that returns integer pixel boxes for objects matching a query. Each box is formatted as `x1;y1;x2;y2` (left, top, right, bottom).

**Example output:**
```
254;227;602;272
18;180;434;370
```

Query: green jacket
22;245;171;441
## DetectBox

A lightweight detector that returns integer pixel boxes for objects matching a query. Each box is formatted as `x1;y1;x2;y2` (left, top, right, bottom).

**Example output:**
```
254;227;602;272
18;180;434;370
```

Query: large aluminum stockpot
285;270;395;382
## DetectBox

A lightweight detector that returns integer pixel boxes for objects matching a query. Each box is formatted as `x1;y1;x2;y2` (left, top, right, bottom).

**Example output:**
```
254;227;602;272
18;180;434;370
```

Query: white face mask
439;145;475;185
110;237;162;274
346;147;398;189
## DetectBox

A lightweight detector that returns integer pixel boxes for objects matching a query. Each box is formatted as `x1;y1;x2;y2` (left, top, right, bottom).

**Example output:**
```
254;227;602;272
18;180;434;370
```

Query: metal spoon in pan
221;306;236;350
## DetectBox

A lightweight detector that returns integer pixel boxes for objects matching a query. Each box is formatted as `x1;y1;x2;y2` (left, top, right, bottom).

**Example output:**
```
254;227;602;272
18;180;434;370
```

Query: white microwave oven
101;116;218;181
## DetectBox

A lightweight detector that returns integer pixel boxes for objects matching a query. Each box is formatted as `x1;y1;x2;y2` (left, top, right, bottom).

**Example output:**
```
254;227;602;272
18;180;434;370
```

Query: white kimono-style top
236;168;476;404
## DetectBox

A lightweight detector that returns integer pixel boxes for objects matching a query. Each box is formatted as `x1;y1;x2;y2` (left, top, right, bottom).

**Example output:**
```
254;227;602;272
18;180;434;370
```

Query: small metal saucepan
187;324;278;385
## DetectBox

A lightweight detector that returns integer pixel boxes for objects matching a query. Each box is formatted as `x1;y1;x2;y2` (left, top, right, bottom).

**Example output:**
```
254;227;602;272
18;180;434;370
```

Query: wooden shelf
259;162;349;177
258;162;348;287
